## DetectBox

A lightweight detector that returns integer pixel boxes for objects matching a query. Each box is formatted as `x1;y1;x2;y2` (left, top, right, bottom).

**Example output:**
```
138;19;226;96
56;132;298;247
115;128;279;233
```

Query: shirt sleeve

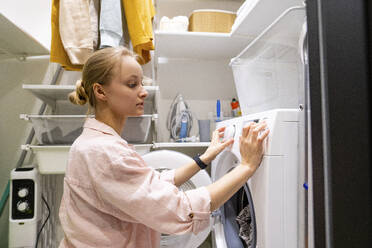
88;148;211;235
158;169;176;185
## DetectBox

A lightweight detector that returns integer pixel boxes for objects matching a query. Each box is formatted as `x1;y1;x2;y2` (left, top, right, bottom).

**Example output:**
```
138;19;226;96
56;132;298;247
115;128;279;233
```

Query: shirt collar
83;118;127;143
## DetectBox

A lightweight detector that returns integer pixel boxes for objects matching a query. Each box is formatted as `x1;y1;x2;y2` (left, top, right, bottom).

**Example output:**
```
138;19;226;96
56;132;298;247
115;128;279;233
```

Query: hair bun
69;79;88;105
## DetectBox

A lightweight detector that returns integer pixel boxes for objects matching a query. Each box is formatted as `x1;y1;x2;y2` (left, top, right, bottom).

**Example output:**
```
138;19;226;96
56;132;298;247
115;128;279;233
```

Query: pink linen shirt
59;118;211;248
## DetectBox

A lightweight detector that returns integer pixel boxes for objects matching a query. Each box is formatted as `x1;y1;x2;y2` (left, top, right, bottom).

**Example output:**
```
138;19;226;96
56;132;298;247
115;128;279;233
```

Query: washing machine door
142;150;212;248
211;150;257;248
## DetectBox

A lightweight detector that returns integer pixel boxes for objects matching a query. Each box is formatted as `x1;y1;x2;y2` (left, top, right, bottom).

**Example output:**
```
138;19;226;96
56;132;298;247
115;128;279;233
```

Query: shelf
22;144;154;174
0;13;49;60
154;1;305;60
231;0;303;38
20;114;157;120
230;6;306;64
23;84;159;109
22;142;208;174
153;142;210;148
155;31;251;60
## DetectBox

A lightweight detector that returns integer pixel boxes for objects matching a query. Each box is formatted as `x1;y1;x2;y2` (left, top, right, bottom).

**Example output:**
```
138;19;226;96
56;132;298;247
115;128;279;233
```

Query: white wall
0;2;52;247
0;0;51;50
0;58;55;247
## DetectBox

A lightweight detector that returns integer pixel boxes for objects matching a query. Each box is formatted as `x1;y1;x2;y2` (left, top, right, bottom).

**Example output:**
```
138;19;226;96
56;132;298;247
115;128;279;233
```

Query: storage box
230;56;301;115
121;115;152;143
23;144;153;174
188;9;236;33
22;115;153;145
229;8;305;115
26;115;86;145
26;145;70;174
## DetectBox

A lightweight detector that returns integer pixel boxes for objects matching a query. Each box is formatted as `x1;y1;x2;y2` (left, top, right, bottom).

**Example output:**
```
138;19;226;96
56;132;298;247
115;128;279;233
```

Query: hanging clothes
59;0;94;65
122;0;155;64
89;0;100;50
99;0;125;48
50;0;82;71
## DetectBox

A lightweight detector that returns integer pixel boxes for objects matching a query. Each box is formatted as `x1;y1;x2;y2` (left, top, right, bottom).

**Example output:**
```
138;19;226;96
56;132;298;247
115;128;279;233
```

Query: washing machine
143;108;302;248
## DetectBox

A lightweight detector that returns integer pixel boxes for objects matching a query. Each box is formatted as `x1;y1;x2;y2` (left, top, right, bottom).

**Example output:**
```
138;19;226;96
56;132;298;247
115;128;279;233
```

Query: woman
59;47;269;247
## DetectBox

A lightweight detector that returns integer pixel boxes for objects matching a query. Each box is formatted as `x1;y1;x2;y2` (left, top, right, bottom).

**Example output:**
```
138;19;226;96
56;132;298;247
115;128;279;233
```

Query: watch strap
193;154;208;170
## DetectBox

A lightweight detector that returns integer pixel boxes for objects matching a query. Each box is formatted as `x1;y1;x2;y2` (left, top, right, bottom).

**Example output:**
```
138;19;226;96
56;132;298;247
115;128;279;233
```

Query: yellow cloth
122;0;155;64
50;0;82;71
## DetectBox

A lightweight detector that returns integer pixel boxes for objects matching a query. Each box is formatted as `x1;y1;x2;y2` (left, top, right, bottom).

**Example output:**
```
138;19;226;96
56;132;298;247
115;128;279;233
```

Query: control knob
17;201;30;213
17;188;29;198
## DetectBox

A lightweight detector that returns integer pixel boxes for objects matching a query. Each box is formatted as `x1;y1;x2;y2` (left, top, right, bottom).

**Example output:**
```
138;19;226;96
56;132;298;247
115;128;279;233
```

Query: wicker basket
188;9;236;33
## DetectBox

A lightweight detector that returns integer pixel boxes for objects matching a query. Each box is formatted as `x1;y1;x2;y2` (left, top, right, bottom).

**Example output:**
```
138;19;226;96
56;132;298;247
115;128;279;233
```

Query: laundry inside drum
221;184;256;248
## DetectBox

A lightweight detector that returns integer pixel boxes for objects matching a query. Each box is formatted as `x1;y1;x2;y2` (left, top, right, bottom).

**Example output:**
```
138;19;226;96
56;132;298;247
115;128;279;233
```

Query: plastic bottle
231;98;242;117
216;99;221;122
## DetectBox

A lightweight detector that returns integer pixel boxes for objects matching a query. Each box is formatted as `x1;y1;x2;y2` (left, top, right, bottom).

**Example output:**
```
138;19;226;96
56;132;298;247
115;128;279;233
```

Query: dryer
143;108;303;248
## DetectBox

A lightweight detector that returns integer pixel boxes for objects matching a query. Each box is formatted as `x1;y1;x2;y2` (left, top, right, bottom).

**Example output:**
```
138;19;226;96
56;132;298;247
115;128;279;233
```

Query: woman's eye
128;83;137;88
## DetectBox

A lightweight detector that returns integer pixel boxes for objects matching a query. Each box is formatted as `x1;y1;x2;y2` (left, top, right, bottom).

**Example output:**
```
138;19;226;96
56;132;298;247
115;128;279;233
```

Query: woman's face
103;56;148;117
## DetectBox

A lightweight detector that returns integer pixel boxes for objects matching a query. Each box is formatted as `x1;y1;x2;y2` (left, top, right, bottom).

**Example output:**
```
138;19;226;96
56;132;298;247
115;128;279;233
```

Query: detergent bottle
231;98;242;117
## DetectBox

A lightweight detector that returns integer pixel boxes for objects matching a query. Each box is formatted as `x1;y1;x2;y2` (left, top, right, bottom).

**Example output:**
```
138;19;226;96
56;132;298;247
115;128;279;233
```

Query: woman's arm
174;127;234;187
173;154;209;187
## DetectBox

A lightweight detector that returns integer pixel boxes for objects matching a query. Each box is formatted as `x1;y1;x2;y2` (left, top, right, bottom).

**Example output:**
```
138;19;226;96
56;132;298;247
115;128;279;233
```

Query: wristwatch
193;154;209;170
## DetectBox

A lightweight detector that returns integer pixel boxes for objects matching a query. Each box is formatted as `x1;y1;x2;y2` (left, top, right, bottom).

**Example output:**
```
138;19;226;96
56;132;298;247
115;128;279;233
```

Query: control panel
9;167;41;248
11;179;35;220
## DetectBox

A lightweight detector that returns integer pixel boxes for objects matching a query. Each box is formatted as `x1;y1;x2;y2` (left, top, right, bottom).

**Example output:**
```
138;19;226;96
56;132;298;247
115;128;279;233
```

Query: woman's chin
131;110;144;117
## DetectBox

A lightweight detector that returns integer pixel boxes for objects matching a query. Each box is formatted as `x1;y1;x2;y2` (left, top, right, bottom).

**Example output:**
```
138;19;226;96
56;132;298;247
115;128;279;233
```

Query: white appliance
212;108;302;248
9;167;41;248
143;108;303;248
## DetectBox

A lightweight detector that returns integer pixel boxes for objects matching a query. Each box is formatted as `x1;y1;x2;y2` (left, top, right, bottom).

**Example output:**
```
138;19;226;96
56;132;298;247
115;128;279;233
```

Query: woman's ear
93;83;106;102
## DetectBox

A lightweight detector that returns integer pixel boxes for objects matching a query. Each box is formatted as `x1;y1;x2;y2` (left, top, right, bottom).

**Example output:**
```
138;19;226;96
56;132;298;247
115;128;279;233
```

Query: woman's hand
240;122;270;172
200;127;234;164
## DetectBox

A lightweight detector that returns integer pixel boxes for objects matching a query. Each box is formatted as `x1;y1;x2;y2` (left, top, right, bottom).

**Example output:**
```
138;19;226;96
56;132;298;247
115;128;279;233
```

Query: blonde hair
69;47;138;109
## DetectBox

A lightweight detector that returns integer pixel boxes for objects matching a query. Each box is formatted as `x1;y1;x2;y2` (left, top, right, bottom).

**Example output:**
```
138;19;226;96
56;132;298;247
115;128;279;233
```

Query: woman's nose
139;88;148;99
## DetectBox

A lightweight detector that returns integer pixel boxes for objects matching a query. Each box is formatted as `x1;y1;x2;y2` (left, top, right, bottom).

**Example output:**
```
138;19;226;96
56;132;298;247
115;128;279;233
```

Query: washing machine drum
221;184;257;248
142;150;212;248
212;150;257;248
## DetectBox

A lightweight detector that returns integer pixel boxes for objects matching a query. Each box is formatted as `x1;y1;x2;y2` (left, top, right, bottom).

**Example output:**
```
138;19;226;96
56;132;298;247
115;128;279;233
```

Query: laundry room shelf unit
20;114;156;145
155;31;251;60
21;144;154;174
0;13;49;61
231;0;304;38
23;84;159;110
